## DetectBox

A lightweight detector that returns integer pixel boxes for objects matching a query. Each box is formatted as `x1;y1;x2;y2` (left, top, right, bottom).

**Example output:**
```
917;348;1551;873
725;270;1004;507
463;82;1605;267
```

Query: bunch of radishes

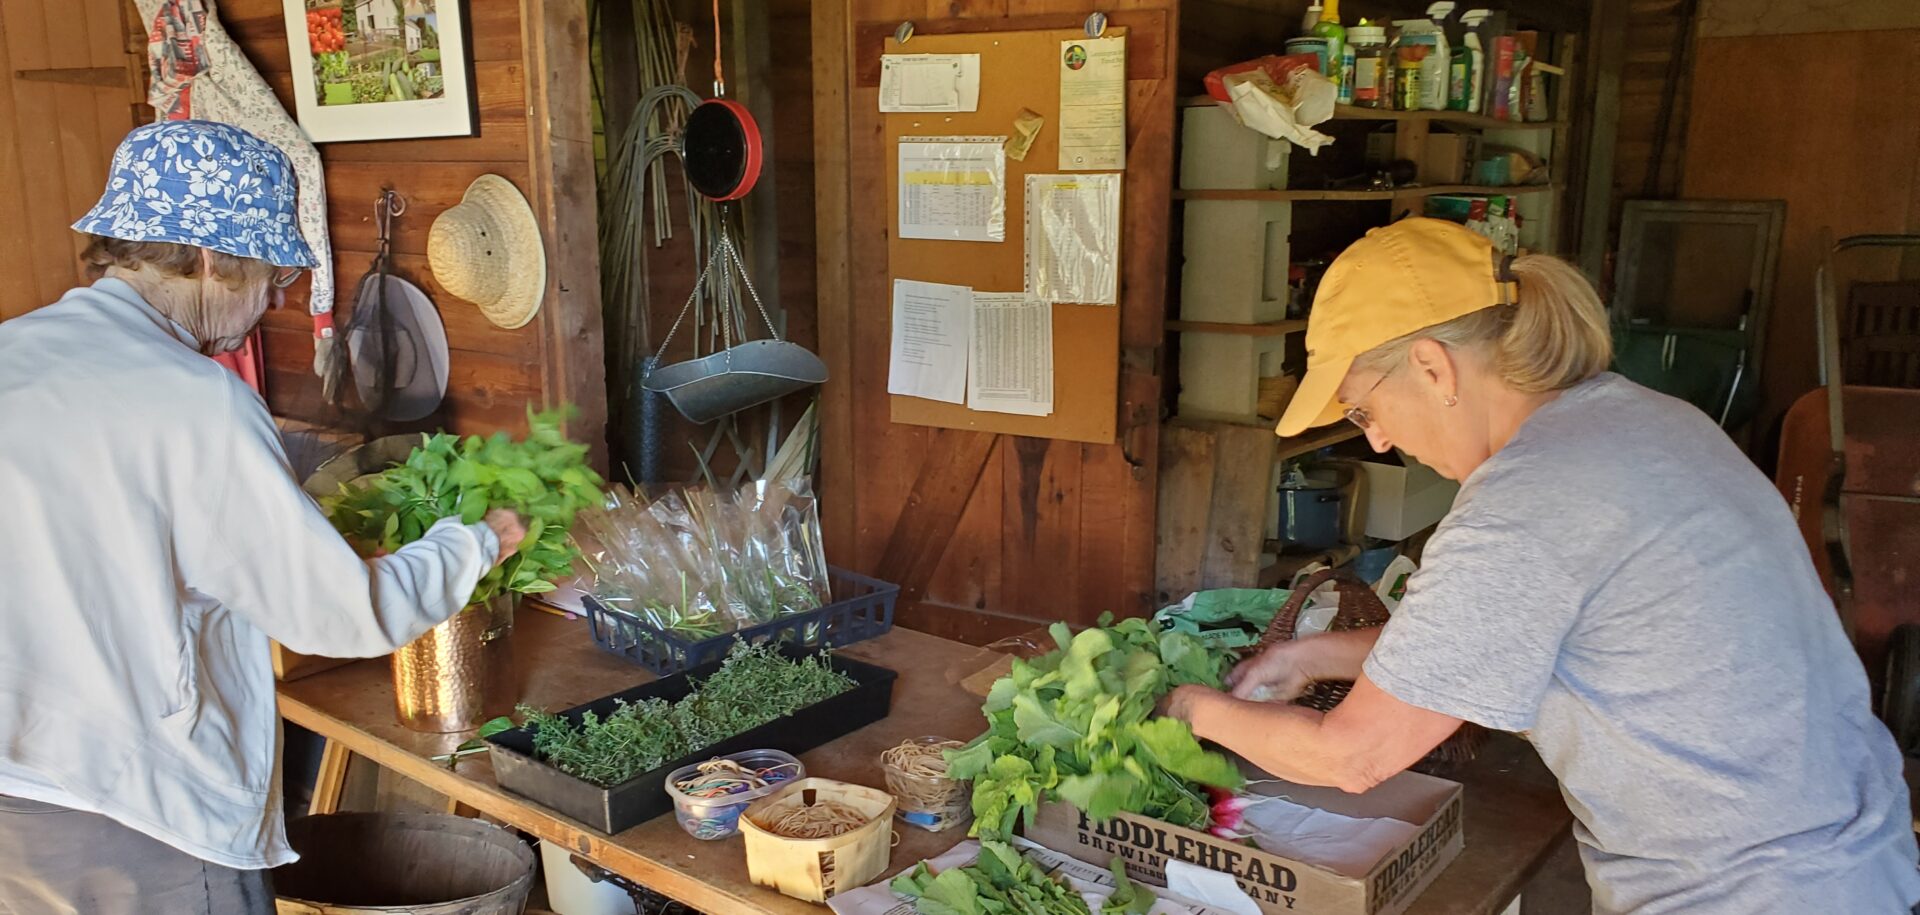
307;6;345;55
1206;787;1269;840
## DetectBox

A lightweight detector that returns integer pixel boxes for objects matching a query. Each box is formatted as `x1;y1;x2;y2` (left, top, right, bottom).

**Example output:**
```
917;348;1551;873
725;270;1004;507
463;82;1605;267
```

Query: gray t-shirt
1365;373;1919;915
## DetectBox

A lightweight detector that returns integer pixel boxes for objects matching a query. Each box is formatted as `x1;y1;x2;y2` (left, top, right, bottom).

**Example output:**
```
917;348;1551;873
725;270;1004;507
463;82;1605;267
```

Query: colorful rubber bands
672;758;801;840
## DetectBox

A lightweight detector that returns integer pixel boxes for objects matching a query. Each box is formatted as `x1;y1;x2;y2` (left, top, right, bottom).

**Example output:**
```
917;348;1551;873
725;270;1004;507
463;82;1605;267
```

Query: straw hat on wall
428;175;546;330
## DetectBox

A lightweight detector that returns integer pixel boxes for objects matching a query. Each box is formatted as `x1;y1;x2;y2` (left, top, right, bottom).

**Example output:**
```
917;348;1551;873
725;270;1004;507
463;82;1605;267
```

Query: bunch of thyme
516;642;856;787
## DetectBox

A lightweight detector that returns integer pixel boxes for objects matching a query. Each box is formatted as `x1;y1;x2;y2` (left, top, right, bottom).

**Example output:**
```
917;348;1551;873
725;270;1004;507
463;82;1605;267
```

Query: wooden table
279;610;1573;915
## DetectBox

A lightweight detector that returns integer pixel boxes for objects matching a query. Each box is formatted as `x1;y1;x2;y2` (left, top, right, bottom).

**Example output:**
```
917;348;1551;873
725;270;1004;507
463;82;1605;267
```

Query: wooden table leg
310;738;352;815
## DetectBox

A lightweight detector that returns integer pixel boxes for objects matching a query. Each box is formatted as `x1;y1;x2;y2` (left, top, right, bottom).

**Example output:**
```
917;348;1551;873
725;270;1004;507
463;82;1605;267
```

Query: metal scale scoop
642;220;826;424
639;47;826;425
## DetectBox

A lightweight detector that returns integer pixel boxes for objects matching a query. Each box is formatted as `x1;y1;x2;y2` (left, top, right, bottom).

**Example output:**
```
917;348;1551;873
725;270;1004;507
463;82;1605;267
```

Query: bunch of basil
323;408;604;604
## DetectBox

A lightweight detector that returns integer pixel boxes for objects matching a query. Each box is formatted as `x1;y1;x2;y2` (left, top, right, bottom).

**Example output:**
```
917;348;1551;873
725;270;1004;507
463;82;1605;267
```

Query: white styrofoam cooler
1177;332;1288;424
1180;199;1292;325
1181;104;1290;190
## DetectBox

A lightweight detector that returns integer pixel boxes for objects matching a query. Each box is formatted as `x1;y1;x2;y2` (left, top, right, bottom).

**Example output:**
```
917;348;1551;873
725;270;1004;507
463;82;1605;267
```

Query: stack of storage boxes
1176;105;1299;426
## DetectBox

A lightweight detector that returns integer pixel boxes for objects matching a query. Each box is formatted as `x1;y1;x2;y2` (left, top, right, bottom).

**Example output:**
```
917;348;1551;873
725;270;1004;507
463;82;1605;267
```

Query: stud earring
1443;394;1459;407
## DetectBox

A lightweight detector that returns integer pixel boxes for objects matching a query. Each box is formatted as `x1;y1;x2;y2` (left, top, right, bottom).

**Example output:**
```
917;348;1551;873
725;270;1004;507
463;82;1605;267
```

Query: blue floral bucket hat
72;120;317;268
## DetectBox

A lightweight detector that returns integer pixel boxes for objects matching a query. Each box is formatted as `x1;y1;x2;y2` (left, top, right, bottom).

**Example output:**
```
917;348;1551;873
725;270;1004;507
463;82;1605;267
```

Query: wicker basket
739;779;896;901
1259;568;1485;769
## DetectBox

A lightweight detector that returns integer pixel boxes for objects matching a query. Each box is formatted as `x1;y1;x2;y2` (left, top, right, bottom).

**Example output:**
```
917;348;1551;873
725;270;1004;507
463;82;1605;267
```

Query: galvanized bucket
392;591;519;733
274;813;535;914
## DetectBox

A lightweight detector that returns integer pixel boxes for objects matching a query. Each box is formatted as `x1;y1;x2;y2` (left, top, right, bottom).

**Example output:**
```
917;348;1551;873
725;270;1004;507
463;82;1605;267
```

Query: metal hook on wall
1084;12;1108;38
373;189;407;257
894;21;914;44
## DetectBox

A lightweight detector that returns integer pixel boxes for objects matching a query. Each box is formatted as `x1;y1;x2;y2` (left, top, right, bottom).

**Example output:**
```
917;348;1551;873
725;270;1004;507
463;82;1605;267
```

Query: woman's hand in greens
485;509;527;565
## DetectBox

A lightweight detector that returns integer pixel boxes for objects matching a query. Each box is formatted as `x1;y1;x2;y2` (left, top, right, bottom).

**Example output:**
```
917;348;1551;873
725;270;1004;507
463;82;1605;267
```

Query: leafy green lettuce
947;615;1242;840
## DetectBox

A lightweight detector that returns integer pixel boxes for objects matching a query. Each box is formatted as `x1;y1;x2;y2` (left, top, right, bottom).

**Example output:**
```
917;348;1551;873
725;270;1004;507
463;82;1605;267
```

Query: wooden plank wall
1680;27;1920;443
1611;0;1690;205
0;0;143;319
220;0;605;450
814;0;1177;643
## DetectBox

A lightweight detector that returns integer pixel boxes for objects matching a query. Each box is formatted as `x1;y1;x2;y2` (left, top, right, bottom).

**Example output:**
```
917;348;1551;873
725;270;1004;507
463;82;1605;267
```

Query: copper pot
392;591;518;733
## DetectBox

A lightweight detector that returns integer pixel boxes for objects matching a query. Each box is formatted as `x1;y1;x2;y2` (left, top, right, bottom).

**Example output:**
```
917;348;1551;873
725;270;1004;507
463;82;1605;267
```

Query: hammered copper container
393;592;518;733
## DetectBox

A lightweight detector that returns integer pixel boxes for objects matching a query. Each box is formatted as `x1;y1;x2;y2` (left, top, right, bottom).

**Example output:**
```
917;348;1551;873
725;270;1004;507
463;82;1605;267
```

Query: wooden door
0;0;146;319
812;0;1176;643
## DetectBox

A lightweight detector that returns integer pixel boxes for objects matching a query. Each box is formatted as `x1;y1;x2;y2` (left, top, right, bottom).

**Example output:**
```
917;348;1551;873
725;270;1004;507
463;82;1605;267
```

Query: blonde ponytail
1354;254;1613;392
1496;255;1613;391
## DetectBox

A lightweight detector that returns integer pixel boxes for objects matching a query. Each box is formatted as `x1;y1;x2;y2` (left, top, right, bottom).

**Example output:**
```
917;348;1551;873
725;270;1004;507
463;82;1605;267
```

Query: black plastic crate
486;647;897;835
584;566;898;676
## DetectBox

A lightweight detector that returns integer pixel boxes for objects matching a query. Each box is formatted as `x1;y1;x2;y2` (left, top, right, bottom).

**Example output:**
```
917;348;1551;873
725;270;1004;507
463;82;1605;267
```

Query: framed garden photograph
281;0;477;143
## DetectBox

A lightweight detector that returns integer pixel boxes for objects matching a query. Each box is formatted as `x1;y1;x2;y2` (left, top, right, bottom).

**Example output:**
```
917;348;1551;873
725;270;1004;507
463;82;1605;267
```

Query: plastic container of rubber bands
739;778;896;901
879;736;971;832
663;750;804;841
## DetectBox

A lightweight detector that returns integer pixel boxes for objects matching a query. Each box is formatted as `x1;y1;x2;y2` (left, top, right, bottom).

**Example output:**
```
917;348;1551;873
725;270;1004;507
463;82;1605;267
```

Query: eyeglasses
271;267;305;289
1343;363;1399;431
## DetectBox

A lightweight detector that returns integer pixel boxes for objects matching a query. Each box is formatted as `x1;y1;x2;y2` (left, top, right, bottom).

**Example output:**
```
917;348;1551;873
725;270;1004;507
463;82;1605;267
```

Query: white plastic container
538;840;634;915
663;749;804;841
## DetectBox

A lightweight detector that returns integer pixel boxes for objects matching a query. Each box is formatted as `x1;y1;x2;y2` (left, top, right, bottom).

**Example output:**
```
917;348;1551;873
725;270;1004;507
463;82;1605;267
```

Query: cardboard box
1422;131;1480;185
1027;770;1464;915
1359;452;1459;542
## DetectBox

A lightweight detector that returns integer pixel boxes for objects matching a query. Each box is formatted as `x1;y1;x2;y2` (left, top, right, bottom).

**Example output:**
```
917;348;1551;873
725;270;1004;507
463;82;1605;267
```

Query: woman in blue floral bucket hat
0;121;525;913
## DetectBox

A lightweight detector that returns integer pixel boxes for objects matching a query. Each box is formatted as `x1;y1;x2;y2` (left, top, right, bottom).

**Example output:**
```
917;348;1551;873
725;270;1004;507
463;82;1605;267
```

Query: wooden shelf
1165;318;1308;336
1175;183;1559;202
1182;95;1564;130
1325;103;1568;131
1276;424;1365;461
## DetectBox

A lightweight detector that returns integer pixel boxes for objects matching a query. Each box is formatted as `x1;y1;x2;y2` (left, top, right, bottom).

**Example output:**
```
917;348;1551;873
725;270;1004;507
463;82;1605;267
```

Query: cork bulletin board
883;27;1126;445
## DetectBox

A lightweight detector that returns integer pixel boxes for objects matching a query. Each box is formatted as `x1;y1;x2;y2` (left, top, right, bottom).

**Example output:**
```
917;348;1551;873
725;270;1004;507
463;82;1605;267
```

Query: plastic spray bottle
1459;9;1491;113
1313;0;1349;100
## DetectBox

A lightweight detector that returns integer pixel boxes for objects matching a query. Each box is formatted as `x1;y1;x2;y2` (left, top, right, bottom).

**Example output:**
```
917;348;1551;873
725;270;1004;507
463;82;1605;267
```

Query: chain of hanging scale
634;0;780;486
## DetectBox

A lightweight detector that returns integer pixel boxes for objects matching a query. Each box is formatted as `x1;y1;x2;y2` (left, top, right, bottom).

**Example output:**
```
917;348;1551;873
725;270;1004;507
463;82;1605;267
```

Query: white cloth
137;0;338;356
0;278;496;869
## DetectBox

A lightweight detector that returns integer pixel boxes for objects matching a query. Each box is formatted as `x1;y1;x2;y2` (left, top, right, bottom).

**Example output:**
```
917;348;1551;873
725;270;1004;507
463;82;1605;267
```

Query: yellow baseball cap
1275;218;1518;437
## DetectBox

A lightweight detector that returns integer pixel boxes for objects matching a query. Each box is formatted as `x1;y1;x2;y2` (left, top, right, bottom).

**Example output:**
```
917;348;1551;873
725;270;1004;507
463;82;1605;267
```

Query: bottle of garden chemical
1313;0;1348;97
1420;3;1454;110
1441;4;1473;110
1508;39;1530;122
1301;1;1324;38
1339;36;1357;104
1350;22;1388;108
1459;9;1491;113
1393;13;1449;111
1395;37;1428;111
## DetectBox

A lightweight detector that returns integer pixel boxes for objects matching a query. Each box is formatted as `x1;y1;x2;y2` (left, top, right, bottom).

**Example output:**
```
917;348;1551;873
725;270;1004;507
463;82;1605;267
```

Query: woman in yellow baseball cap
1164;218;1918;914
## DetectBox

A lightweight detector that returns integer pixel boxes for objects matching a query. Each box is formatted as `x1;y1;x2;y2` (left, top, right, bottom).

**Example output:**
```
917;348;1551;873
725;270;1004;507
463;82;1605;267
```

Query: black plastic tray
485;647;896;834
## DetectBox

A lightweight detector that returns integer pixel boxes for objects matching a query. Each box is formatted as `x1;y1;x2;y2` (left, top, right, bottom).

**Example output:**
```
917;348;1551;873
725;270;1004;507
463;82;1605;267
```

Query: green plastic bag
1152;588;1294;650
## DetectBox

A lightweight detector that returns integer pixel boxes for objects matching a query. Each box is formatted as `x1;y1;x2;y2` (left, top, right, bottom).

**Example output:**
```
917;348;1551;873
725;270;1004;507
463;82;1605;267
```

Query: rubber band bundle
880;736;971;832
665;751;803;840
765;799;871;839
